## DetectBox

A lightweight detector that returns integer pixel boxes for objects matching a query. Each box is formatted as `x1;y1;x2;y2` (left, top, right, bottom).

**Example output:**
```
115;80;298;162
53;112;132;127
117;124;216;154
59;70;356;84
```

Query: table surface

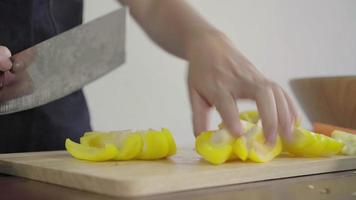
1;170;356;200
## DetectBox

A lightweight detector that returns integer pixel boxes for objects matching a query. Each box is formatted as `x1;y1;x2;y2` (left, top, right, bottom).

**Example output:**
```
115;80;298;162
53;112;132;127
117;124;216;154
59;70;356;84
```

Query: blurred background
83;0;356;146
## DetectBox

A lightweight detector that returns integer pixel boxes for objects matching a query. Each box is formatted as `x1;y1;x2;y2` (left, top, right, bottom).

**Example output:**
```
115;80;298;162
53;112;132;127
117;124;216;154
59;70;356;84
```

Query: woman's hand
117;0;299;143
0;46;34;102
187;31;298;144
0;46;12;71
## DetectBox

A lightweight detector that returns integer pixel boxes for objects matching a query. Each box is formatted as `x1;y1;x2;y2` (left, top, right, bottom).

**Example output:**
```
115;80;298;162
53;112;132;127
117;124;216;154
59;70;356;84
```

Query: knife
0;7;126;115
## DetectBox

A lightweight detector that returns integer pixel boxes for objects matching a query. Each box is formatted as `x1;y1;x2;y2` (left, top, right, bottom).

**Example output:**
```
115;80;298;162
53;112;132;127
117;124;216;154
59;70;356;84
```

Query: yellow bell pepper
283;127;343;157
240;111;343;157
239;110;260;124
66;128;177;161
137;129;171;160
195;129;235;165
233;136;248;161
331;130;356;155
233;110;343;157
197;110;345;165
162;128;177;156
196;120;282;164
80;131;111;147
80;131;143;160
65;138;118;161
235;125;282;163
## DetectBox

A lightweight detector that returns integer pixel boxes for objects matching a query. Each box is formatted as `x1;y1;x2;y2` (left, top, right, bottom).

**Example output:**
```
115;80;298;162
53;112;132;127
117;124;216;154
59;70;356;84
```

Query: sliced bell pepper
65;138;118;161
238;125;282;163
66;128;177;161
195;129;235;165
233;136;248;161
331;130;356;155
196;120;282;164
137;129;171;160
80;131;143;160
162;128;177;156
198;110;346;165
282;127;343;157
80;131;112;147
239;110;260;124
233;110;343;157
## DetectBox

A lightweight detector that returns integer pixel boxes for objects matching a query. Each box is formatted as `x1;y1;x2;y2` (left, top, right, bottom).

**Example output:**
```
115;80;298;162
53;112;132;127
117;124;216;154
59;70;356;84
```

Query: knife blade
0;7;126;115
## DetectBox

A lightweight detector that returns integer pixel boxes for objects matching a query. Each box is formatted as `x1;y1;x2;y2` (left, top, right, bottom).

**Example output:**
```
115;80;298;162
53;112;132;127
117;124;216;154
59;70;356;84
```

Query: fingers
0;71;34;102
272;84;293;141
189;88;210;137
0;46;12;71
254;82;298;145
214;92;242;137
0;46;11;57
282;89;299;124
190;88;243;138
255;86;278;145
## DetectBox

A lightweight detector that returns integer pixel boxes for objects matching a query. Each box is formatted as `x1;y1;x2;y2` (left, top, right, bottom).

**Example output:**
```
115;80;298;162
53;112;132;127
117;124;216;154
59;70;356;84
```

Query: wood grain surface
0;149;355;197
290;76;356;129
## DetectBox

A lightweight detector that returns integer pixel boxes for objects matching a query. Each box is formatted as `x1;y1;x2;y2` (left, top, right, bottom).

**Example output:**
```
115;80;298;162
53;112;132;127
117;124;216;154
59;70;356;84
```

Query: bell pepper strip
80;131;143;160
239;110;260;124
282;127;343;157
234;110;343;157
195;129;235;165
313;122;356;137
221;120;256;163
331;130;356;155
162;128;177;156
137;129;171;160
112;131;143;160
243;126;282;163
199;110;347;165
80;131;112;147
233;136;248;161
66;128;177;161
196;120;282;164
65;138;118;161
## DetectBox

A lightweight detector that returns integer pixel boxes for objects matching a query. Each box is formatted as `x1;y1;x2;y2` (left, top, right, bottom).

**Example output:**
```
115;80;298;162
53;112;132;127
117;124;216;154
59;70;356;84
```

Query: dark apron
0;0;91;153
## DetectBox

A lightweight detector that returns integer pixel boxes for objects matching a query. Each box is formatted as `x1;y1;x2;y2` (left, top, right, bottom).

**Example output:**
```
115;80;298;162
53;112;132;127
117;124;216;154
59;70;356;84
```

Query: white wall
83;0;356;146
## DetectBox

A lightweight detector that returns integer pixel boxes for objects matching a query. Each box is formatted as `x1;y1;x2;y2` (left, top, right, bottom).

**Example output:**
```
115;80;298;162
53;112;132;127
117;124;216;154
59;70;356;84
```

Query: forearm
118;0;222;59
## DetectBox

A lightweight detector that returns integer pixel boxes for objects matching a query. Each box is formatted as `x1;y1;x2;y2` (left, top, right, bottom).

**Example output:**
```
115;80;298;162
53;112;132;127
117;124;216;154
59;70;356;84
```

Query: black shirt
0;0;91;153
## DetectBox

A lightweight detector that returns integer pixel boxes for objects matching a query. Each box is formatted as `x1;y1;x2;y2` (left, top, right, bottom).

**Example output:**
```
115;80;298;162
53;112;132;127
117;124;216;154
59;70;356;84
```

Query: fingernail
266;133;276;146
230;123;243;137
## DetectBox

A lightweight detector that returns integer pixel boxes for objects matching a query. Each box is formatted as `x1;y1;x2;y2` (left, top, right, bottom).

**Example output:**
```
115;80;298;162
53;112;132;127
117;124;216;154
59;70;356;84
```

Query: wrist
184;28;227;60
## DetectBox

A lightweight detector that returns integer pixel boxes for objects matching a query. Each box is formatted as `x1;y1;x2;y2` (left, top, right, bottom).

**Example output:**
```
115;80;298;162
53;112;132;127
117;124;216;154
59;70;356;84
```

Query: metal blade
0;8;126;114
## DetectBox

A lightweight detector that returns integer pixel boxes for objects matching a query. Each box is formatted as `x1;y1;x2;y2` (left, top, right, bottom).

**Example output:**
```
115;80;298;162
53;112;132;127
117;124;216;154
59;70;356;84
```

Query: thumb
0;46;12;71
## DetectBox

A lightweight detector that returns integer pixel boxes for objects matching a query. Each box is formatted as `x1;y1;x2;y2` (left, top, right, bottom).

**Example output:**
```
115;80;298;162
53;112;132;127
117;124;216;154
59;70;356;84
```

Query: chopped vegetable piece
197;120;282;164
137;129;171;160
162;128;177;156
65;138;118;161
244;126;282;163
239;110;260;124
197;110;347;165
332;130;356;155
195;129;234;165
66;128;177;161
283;127;343;157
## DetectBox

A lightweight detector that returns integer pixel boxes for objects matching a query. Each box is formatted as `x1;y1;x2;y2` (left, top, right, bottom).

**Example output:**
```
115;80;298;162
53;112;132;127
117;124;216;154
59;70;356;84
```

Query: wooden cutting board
0;148;355;197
